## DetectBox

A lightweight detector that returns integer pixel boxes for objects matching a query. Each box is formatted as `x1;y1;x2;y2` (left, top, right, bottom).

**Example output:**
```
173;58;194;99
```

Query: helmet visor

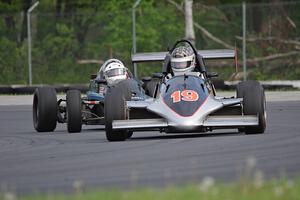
105;68;126;77
171;61;192;69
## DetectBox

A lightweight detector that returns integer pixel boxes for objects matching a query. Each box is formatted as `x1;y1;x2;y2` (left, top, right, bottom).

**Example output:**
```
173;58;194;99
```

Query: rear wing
131;49;236;63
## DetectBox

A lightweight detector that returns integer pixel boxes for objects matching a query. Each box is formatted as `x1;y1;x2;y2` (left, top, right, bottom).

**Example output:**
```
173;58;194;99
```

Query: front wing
112;115;258;130
112;97;259;131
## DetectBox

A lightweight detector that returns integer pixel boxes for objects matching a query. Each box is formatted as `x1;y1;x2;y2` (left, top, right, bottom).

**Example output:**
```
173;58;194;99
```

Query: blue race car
33;59;137;133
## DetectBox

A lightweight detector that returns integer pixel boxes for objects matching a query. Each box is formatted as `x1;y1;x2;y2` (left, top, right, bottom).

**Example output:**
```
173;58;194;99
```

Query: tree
185;0;195;44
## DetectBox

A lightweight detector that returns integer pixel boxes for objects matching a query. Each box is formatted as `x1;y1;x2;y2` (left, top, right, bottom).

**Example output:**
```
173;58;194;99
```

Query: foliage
0;0;299;84
0;178;299;200
0;37;27;84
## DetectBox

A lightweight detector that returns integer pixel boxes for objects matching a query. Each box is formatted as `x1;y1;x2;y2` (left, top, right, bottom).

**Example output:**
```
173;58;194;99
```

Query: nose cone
146;75;223;130
147;95;223;129
162;75;209;117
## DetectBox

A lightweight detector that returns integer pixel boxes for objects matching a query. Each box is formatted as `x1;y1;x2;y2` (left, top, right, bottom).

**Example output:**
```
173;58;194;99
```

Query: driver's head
170;46;196;76
103;59;128;85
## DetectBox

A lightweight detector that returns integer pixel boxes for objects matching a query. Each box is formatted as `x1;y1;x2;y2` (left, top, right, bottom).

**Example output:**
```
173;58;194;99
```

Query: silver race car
104;40;266;141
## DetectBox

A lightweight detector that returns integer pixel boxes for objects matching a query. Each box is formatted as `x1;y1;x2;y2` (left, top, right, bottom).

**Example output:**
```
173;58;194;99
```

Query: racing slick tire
237;80;266;134
66;90;82;133
33;87;57;132
104;80;133;141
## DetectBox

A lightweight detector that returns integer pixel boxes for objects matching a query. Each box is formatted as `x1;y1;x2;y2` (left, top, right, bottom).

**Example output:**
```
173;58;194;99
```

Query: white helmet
103;59;128;85
170;46;196;76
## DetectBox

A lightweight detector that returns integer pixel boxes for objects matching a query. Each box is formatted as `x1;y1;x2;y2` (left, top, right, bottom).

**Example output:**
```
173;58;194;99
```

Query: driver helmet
170;45;196;76
103;59;128;85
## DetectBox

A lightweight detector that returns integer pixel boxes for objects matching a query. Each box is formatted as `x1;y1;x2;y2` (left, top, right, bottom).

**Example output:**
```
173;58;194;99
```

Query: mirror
152;73;163;79
141;76;151;82
207;72;218;78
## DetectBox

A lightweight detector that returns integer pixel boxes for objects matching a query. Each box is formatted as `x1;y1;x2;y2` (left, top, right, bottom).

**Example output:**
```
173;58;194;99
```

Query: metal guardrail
0;84;89;94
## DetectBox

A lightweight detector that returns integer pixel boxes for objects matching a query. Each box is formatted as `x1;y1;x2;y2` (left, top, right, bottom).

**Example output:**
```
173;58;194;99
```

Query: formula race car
33;83;105;133
104;39;266;141
32;59;132;133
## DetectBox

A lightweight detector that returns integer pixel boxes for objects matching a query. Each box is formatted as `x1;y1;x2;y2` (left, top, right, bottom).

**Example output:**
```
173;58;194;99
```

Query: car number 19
171;90;199;103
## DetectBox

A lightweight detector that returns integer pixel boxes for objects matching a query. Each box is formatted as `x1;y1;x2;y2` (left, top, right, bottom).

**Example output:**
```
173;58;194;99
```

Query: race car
32;59;133;133
104;39;266;141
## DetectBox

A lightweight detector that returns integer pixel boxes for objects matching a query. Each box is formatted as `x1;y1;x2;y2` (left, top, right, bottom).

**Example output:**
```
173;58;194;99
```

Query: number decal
171;90;181;103
171;90;199;103
181;90;199;101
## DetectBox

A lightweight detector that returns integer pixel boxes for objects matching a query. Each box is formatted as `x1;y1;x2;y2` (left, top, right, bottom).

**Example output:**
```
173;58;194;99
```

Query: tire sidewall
33;87;57;132
237;81;266;134
66;90;82;133
104;80;134;141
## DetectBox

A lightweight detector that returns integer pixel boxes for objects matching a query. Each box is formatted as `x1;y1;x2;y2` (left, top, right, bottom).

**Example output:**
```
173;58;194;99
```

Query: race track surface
0;98;300;193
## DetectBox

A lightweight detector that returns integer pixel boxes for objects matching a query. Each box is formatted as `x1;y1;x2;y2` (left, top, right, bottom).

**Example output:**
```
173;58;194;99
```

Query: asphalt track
0;96;300;193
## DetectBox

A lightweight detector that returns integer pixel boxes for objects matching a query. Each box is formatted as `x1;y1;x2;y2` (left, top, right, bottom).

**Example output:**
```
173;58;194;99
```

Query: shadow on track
26;127;245;144
129;130;245;141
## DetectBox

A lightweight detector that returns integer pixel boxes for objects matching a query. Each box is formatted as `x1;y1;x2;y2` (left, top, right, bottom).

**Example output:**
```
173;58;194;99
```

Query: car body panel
162;75;209;117
112;75;259;133
112;115;258;130
86;91;104;101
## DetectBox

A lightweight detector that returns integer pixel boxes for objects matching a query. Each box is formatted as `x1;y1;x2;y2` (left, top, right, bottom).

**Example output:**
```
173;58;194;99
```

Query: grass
1;178;299;200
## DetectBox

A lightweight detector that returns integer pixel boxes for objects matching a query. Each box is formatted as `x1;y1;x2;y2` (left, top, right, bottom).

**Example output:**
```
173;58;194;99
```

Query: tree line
0;0;299;84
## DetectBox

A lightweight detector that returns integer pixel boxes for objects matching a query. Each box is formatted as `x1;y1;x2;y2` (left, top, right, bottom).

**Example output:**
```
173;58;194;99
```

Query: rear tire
105;80;132;141
237;80;266;134
66;90;82;133
33;87;57;132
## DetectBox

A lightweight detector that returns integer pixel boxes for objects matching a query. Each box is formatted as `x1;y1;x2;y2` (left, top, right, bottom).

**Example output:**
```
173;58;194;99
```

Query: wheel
66;90;82;133
237;80;266;134
33;87;57;132
104;81;131;141
104;80;133;141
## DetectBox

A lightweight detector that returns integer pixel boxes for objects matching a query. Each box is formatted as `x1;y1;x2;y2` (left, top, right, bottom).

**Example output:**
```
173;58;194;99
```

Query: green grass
1;179;299;200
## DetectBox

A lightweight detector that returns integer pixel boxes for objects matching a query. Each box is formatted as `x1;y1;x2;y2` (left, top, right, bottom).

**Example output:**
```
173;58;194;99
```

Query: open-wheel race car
33;59;132;133
104;39;266;141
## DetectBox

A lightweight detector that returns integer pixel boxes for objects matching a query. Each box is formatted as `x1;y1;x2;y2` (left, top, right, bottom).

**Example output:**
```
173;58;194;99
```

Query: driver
168;44;214;94
97;59;130;85
160;44;214;94
170;45;196;76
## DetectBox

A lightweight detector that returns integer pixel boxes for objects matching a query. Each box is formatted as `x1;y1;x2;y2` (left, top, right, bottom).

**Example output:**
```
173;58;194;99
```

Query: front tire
33;87;57;132
66;90;82;133
237;80;266;134
104;80;133;141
